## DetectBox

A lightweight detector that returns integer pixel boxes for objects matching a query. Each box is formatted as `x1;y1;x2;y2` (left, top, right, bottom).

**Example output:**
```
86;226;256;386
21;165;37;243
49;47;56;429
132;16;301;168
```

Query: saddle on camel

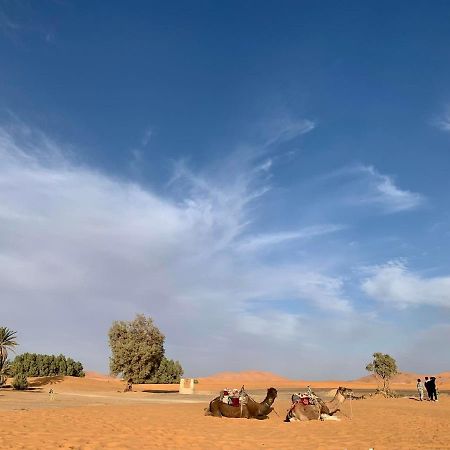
205;386;278;419
285;386;352;422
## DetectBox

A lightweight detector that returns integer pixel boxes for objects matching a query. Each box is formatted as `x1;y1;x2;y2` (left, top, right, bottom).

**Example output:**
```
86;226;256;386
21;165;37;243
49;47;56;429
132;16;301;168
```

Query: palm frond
0;327;18;362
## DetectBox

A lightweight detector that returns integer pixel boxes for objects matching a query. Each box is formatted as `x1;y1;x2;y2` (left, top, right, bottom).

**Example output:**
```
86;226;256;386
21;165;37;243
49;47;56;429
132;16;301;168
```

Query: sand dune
196;369;450;392
200;370;291;382
353;371;450;388
0;377;448;449
84;371;118;381
23;368;449;396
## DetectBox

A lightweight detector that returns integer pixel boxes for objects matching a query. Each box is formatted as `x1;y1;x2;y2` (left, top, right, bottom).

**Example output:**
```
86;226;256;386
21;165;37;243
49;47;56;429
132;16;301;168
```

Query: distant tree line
11;353;85;377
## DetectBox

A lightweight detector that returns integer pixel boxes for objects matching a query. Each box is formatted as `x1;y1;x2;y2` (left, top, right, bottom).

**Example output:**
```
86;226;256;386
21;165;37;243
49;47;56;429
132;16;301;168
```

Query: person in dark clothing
424;376;431;400
429;377;438;401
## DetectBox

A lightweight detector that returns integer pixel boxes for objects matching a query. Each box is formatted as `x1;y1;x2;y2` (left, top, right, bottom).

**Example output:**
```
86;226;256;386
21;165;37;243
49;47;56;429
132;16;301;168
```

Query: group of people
416;376;438;401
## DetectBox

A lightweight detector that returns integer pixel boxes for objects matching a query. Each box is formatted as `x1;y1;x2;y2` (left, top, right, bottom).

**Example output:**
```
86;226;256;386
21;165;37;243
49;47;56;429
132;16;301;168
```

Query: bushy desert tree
109;314;183;384
109;314;165;384
366;352;398;391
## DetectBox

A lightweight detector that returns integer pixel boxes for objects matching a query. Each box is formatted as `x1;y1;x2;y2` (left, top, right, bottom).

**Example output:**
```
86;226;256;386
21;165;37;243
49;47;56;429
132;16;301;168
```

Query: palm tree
0;327;18;386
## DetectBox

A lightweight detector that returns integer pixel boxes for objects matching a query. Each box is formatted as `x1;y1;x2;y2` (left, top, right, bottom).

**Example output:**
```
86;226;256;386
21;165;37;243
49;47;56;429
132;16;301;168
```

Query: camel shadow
409;397;421;401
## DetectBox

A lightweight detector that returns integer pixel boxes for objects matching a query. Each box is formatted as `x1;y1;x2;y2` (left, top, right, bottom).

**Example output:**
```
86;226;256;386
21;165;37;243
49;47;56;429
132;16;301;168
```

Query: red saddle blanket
229;397;240;407
289;396;313;412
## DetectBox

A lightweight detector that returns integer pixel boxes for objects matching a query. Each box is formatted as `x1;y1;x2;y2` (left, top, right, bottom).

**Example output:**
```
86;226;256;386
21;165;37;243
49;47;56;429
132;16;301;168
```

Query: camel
285;387;352;422
205;387;277;419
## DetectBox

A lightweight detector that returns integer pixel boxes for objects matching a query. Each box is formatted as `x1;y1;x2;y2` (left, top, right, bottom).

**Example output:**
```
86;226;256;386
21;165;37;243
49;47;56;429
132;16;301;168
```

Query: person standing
429;377;438;401
416;378;425;401
424;376;431;400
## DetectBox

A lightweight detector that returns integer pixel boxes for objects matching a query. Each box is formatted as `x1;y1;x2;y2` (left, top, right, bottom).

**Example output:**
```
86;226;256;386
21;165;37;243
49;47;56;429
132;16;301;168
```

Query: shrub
150;357;184;384
11;353;85;377
12;373;28;390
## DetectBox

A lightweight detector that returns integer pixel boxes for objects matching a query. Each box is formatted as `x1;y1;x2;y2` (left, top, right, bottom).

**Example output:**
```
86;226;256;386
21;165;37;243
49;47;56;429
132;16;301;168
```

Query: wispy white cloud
431;106;450;132
0;5;57;44
0;122;353;376
362;261;450;308
328;165;424;213
141;126;153;146
128;126;154;173
235;224;345;252
0;11;20;36
262;117;315;148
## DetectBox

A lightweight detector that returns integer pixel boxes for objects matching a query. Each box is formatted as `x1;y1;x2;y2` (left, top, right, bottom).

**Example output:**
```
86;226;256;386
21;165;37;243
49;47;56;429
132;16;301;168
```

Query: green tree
49;356;58;376
151;357;184;383
12;373;28;390
109;314;165;384
0;327;18;386
57;354;67;375
28;353;39;377
73;361;85;377
366;352;398;391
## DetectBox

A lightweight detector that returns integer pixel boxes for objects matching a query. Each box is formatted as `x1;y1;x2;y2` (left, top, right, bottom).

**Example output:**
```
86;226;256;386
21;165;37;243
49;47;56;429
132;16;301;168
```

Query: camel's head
267;387;278;399
337;386;353;398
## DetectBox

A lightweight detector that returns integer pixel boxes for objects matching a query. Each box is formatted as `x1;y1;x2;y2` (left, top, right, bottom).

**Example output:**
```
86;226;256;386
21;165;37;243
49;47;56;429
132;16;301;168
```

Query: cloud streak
432;107;450;132
362;261;450;308
327;165;424;213
235;224;345;252
262;117;315;148
1;122;355;377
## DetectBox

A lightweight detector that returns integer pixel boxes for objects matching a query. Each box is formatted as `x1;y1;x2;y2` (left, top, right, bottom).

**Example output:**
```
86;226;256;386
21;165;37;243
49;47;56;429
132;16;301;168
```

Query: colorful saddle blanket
291;390;319;407
221;388;247;407
292;395;314;405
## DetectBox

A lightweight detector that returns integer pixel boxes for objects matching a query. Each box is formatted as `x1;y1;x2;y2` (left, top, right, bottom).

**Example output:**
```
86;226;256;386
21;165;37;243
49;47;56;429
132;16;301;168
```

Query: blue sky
1;1;450;379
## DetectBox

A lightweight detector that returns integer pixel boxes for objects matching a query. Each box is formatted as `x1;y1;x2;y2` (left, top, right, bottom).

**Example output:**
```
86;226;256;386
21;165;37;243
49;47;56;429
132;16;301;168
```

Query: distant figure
124;379;133;392
424;376;431;400
49;388;54;401
429;377;438;401
416;378;425;401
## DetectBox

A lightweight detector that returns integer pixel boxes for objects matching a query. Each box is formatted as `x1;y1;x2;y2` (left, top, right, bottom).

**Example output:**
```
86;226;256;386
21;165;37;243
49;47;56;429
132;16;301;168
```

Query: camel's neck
263;394;276;407
247;394;275;415
325;392;345;413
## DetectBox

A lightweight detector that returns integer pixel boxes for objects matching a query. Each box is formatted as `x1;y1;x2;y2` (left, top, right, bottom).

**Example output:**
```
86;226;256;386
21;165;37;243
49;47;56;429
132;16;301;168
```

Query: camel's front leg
241;405;251;419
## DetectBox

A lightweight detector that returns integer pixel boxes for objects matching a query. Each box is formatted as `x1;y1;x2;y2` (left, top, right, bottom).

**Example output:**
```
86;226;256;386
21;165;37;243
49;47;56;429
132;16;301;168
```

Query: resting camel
285;387;352;422
205;387;277;419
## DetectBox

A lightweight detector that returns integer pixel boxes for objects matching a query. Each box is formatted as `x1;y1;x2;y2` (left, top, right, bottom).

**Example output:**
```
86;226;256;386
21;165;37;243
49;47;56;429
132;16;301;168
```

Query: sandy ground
1;374;449;449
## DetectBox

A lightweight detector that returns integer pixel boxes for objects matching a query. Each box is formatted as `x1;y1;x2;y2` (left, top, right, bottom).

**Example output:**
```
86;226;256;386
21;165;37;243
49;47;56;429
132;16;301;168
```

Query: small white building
179;378;195;394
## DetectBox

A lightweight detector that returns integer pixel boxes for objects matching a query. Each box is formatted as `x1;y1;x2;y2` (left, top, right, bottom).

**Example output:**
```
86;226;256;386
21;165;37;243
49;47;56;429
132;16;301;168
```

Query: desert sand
1;371;449;449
